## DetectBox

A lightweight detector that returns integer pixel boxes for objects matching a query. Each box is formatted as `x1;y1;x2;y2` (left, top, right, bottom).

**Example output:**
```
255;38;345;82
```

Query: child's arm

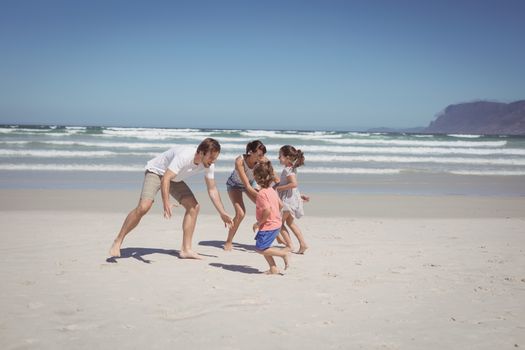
275;174;297;192
272;170;280;184
254;208;271;231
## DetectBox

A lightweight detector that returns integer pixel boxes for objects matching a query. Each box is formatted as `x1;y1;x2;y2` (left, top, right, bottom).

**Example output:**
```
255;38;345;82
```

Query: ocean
1;125;524;196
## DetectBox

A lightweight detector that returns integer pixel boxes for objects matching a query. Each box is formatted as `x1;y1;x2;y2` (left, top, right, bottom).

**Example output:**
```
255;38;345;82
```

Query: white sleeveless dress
278;166;304;219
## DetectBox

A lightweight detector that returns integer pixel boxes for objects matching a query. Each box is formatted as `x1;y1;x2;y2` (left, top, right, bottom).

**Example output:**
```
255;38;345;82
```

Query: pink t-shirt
255;187;282;231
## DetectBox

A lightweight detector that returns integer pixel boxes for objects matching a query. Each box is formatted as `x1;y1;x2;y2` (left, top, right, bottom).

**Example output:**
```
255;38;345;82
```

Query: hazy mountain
425;100;525;135
366;100;525;135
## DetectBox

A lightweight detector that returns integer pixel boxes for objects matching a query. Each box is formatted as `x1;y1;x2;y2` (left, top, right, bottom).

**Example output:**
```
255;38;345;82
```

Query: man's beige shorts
140;171;195;203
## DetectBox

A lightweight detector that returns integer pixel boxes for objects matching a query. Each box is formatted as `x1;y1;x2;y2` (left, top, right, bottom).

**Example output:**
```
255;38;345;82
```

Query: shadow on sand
106;247;218;264
106;247;180;263
199;240;256;252
209;262;261;274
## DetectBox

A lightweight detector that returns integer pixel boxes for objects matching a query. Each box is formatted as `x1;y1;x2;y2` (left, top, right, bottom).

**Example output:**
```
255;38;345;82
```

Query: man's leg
179;195;202;259
110;171;160;257
109;198;153;257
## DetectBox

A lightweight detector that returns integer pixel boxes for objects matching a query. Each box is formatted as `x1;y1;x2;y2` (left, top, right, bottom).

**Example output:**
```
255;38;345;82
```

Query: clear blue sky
1;0;524;131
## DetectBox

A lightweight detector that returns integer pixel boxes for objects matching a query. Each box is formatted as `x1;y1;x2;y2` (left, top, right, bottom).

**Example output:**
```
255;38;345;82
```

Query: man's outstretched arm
205;177;233;228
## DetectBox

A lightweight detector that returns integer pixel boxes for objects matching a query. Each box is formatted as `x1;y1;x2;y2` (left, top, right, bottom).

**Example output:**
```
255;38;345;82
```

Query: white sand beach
1;189;525;349
2;0;525;347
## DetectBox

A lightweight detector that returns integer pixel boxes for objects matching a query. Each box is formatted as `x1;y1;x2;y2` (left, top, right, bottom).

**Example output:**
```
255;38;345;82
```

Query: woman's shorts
254;228;280;250
140;171;195;203
226;173;256;192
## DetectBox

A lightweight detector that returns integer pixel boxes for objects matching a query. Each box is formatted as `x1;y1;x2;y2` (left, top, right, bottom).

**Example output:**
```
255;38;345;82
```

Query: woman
223;140;268;251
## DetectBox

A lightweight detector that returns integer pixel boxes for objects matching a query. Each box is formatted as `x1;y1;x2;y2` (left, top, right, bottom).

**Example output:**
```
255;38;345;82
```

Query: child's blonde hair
279;145;305;170
253;161;275;189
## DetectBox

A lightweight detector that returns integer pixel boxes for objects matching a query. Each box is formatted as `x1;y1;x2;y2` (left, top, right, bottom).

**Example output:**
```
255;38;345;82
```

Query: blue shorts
254;228;280;250
226;173;256;192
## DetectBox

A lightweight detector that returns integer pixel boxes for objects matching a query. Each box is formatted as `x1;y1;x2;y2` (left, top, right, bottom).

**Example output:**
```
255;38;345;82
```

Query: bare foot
283;252;290;270
109;240;121;257
179;250;204;259
223;242;233;251
264;266;282;275
296;245;308;255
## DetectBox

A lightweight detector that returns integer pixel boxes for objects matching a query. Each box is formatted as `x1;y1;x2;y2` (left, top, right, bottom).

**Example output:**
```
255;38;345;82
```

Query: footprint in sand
58;322;99;332
27;302;45;310
56;308;82;316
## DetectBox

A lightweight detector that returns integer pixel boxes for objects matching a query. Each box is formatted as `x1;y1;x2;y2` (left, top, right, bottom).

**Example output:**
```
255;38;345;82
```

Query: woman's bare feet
179;250;203;259
223;242;233;251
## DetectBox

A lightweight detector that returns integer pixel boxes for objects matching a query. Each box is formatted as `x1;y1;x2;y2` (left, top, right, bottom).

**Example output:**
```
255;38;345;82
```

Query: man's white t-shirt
145;146;214;182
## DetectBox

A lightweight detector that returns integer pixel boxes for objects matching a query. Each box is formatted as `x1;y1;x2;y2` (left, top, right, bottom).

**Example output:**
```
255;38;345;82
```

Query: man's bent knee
136;200;153;216
193;203;200;215
182;198;200;214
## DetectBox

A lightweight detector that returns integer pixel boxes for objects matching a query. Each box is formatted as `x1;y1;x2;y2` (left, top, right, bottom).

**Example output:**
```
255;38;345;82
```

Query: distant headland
369;100;525;135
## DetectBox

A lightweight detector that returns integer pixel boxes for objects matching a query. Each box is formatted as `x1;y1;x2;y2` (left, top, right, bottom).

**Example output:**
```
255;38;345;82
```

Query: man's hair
253;161;275;189
197;138;221;154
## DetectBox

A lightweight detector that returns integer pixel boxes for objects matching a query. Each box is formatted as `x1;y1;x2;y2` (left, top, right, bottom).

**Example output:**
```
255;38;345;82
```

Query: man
109;138;233;259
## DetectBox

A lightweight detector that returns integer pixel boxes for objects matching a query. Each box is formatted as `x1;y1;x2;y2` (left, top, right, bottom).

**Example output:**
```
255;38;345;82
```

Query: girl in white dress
275;145;309;254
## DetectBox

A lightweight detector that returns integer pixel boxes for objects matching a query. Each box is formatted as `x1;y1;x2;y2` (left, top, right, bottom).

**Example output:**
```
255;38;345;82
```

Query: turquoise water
1;125;524;195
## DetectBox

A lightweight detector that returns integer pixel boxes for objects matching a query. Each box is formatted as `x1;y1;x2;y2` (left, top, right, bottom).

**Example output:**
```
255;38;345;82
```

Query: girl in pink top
252;161;290;274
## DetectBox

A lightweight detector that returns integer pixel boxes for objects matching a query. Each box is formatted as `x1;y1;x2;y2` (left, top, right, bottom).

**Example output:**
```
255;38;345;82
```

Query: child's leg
279;223;294;249
260;247;290;271
261;255;280;274
283;212;308;254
